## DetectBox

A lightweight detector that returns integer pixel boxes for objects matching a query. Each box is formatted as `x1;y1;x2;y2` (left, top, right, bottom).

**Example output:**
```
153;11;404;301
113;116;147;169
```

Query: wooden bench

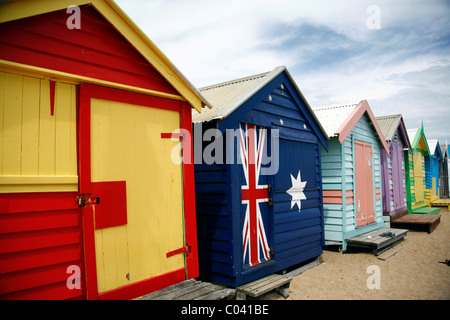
236;274;292;300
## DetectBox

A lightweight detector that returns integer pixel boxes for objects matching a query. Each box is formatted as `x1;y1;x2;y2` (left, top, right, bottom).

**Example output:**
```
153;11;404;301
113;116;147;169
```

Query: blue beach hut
425;139;443;206
192;67;328;287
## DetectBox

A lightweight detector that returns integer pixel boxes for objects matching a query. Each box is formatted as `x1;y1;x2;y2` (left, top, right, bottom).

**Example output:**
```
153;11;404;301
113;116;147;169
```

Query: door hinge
166;245;191;258
77;193;100;208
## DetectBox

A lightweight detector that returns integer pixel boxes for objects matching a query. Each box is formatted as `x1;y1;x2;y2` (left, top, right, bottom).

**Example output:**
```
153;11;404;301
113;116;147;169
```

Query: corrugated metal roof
375;114;402;141
311;104;358;138
192;68;282;122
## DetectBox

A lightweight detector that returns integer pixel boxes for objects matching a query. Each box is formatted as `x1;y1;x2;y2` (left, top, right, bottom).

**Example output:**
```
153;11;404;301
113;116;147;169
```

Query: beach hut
193;67;329;287
405;126;439;214
439;144;449;198
376;115;411;226
425;139;443;205
0;0;207;300
312;100;390;251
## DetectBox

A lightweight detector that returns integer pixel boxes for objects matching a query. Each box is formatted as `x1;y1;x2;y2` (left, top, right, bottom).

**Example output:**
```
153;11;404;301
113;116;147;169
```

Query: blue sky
116;0;450;145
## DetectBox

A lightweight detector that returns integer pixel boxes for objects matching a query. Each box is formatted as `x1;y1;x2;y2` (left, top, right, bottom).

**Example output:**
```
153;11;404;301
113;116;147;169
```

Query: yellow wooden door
90;98;185;293
413;152;424;203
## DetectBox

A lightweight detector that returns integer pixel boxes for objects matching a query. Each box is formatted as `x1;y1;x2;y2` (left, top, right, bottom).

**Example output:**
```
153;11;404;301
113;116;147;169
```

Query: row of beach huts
0;0;449;300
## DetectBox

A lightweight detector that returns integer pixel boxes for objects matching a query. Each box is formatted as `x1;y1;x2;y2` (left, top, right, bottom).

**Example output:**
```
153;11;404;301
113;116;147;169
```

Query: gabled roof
192;66;328;142
0;0;209;112
427;139;443;160
376;114;411;150
407;124;431;155
442;144;449;159
313;100;390;155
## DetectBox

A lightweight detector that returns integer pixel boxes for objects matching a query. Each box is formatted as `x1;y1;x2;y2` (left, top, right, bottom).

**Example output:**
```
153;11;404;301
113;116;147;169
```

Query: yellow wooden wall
91;98;185;293
0;71;77;193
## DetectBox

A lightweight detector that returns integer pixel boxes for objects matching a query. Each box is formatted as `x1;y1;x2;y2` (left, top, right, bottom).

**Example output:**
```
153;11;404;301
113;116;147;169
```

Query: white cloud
115;0;450;142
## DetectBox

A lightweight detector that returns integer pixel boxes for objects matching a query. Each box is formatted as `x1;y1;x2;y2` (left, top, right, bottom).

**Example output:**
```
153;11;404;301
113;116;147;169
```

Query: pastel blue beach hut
192;67;328;287
312;101;390;251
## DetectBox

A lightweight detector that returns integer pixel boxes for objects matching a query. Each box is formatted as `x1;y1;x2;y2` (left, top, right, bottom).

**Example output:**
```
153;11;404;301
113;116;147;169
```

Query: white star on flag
287;170;307;211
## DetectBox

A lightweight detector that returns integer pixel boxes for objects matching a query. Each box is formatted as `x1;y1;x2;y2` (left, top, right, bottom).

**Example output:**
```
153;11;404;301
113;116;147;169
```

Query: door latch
166;245;191;258
77;193;100;208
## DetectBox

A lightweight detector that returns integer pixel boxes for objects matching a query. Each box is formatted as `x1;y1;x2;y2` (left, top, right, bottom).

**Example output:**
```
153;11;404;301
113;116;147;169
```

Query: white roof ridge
199;71;271;92
313;103;358;111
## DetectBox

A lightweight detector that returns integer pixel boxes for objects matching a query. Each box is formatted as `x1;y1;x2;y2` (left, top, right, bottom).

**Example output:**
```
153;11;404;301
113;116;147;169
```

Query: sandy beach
264;208;450;300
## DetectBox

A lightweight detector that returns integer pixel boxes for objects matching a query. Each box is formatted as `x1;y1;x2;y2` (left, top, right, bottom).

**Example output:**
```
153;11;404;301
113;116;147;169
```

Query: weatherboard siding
194;75;325;286
381;138;408;216
321;114;383;247
0;6;178;96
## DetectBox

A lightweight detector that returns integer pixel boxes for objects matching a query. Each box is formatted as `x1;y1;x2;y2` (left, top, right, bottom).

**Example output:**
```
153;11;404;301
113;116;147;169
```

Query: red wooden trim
78;84;97;299
180;101;199;279
336;100;390;155
81;83;181;112
98;268;186;300
161;132;184;140
81;206;98;300
166;246;190;258
49;80;56;116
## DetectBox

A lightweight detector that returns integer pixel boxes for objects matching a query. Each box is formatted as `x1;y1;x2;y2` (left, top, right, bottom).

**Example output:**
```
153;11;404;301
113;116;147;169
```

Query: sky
115;0;450;146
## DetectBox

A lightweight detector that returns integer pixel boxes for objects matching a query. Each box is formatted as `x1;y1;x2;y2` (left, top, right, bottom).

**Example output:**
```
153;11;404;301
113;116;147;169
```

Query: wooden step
391;213;441;234
139;279;235;300
236;274;292;300
347;227;408;256
412;206;441;214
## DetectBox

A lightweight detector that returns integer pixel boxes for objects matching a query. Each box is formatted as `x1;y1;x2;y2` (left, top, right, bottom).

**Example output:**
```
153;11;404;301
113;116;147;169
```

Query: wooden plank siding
195;161;234;283
0;71;78;193
0;192;84;300
321;113;384;249
0;6;178;97
380;137;408;217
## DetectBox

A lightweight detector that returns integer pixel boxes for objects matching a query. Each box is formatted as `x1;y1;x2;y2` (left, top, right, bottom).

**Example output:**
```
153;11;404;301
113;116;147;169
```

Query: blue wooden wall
425;151;440;197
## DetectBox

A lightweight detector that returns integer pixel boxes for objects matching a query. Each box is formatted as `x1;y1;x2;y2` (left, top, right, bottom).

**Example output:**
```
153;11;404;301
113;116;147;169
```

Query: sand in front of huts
264;207;450;300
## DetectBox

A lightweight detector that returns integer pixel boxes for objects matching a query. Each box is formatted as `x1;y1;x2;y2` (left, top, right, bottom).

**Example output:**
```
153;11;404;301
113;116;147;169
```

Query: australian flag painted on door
193;67;329;287
239;123;271;268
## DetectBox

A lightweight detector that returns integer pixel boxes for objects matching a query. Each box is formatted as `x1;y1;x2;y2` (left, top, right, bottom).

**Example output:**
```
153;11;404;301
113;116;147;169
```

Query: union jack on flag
240;123;270;267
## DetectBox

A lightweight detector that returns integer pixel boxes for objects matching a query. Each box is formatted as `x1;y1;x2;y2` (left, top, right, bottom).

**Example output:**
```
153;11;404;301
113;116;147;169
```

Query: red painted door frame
77;83;198;300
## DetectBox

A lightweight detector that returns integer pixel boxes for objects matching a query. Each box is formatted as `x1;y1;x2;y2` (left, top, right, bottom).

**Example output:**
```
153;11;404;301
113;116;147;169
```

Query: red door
355;140;375;227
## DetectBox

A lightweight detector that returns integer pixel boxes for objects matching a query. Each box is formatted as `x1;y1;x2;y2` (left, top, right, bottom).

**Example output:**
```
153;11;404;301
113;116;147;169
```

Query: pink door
355;140;375;227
